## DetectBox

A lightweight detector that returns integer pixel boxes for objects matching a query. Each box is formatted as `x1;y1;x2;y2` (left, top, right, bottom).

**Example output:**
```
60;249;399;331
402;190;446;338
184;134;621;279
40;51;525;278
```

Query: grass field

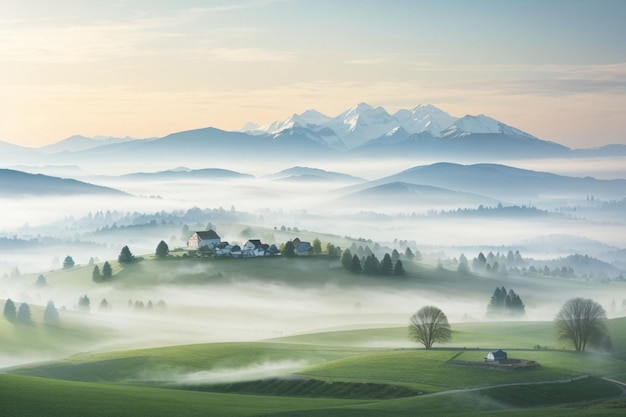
2;255;626;416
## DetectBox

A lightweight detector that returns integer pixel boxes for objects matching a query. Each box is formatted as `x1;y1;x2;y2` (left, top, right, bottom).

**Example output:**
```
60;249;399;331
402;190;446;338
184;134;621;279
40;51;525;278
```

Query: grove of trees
408;306;451;349
487;287;525;316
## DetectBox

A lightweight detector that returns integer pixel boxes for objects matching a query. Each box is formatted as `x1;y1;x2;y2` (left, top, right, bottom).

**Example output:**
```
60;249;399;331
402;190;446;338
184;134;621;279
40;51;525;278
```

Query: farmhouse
485;349;507;363
187;230;221;249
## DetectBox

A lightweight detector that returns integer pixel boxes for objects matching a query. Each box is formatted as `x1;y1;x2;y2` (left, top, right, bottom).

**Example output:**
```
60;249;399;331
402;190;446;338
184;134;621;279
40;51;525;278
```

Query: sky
1;0;625;148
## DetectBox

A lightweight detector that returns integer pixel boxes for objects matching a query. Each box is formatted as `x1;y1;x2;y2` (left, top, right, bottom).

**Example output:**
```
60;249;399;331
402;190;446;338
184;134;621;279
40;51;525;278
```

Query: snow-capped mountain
323;102;400;149
393;104;457;136
441;115;539;140
243;102;457;149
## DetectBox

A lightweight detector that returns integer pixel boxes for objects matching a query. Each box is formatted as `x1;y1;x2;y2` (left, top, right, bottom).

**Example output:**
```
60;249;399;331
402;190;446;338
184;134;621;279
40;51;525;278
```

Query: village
186;230;312;258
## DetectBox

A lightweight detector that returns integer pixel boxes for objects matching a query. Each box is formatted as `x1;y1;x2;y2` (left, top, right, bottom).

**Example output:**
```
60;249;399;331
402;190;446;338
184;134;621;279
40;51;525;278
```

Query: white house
485;349;507;362
187;230;221;249
242;239;265;257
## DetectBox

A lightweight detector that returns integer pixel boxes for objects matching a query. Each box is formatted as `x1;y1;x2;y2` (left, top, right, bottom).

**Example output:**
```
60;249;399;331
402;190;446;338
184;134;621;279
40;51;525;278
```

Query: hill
0;169;128;197
352;162;626;201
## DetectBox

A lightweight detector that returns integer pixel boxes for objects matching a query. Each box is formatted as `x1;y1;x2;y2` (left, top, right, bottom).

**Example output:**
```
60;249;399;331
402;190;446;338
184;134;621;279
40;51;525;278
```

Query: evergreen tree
92;265;101;282
63;255;75;269
394;260;405;275
380;253;393;275
350;254;362;273
99;298;110;312
3;298;17;320
78;295;90;312
473;252;487;271
458;254;470;274
404;247;415;261
363;255;379;275
487;286;507;314
16;303;31;324
44;301;60;324
341;249;353;269
102;261;112;279
36;274;47;287
118;246;134;263
391;249;400;262
155;240;169;258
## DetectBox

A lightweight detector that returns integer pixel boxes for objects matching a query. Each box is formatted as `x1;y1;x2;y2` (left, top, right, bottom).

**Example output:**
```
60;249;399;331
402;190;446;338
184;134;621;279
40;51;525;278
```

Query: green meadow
2;255;626;416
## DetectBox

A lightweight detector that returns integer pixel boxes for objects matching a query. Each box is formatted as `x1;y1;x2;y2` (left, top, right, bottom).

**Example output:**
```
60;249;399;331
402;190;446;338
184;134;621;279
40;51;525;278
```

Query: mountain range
1;103;625;168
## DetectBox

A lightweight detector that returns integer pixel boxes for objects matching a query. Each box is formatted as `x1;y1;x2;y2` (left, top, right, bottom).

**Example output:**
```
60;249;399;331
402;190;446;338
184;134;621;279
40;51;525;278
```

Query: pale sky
1;0;625;148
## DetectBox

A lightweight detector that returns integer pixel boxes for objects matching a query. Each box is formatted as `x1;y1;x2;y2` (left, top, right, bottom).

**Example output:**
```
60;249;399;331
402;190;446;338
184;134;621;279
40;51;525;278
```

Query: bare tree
409;306;451;349
555;298;609;352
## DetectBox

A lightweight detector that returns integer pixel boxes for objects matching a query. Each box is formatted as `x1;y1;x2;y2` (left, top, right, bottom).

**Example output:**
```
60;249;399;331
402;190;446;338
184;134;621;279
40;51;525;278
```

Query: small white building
485;349;507;362
187;230;221;250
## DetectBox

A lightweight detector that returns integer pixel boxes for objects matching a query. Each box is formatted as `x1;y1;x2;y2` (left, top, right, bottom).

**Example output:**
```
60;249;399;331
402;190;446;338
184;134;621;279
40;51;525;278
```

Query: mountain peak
441;114;537;139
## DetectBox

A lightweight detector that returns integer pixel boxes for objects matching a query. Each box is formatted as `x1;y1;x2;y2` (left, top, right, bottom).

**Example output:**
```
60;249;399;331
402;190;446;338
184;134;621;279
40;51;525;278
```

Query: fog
1;155;625;372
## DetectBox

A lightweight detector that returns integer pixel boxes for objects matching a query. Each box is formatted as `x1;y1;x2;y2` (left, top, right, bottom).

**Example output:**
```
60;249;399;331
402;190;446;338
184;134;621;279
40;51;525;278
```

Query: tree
408;306;451;349
404;247;415;261
78;295;90;312
118;246;134;263
155;240;169;258
3;298;16;320
283;240;296;257
102;261;112;279
380;253;393;275
312;238;322;255
99;298;110;312
341;249;352;269
350;254;362;273
394;260;405;275
92;265;101;282
44;301;60;324
391;249;401;262
16;302;31;324
457;254;470;274
555;298;609;352
363;255;379;275
36;274;47;287
63;255;75;269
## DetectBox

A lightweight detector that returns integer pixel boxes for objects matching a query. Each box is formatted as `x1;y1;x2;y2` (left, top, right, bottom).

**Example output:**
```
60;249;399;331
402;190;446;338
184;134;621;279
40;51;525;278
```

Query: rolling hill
0;169;128;197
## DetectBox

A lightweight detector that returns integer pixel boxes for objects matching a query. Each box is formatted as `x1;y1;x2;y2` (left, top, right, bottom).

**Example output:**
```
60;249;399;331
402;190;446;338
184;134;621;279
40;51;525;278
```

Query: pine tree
92;265;101;282
380;253;393;275
3;298;17;320
350;254;362;273
363;255;379;274
36;274;47;287
102;261;112;278
118;246;134;263
404;247;415;260
341;249;353;269
63;255;75;269
78;295;90;312
394;260;405;275
44;301;60;324
16;303;31;324
155;240;169;258
391;249;400;262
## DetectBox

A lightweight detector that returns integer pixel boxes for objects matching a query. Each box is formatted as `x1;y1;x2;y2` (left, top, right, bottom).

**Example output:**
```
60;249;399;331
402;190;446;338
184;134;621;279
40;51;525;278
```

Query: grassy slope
3;255;626;416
